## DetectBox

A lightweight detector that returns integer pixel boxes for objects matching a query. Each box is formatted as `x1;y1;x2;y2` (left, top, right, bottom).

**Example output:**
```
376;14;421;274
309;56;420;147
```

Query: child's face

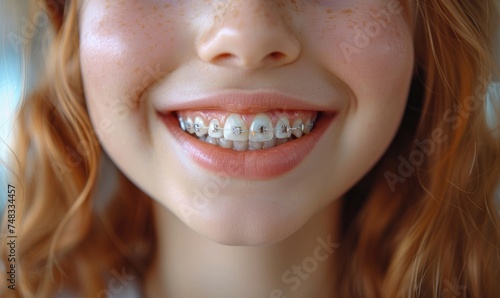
79;0;414;244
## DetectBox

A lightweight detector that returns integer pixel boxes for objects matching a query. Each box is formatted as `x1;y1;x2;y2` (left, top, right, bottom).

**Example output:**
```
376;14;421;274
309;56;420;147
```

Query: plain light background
0;2;49;210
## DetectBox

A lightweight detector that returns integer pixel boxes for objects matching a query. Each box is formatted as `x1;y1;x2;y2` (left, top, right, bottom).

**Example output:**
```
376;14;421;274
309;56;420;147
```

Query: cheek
306;4;414;175
79;1;183;124
79;1;186;153
310;4;414;103
341;19;413;100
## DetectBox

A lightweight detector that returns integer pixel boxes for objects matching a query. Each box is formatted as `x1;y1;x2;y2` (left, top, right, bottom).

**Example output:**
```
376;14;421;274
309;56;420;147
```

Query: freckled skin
78;1;415;296
80;0;414;245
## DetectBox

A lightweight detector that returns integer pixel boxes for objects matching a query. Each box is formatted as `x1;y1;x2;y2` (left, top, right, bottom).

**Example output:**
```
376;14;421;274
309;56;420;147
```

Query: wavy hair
1;0;499;297
0;1;155;297
338;1;500;297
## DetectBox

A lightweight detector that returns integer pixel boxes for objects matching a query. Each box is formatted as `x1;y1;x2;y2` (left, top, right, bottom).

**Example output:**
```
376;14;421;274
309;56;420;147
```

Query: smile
156;91;337;179
176;110;318;151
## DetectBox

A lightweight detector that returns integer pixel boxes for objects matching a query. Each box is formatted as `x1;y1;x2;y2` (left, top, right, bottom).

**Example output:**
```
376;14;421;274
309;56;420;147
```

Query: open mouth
155;92;337;179
175;110;319;151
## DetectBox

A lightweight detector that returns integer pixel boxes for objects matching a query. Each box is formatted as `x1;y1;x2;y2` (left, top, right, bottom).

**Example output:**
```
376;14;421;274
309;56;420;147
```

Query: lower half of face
79;0;414;245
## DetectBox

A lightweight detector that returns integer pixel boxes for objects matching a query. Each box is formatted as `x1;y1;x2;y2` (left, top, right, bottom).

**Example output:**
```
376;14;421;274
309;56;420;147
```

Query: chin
167;192;314;246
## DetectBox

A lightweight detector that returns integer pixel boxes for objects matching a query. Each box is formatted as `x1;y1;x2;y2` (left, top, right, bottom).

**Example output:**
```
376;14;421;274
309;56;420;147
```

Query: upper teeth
224;114;248;142
178;112;316;143
275;117;292;139
248;114;274;142
209;119;223;138
194;116;208;137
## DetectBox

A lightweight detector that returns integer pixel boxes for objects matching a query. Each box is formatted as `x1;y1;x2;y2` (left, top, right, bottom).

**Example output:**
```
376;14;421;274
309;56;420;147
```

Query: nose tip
197;6;301;69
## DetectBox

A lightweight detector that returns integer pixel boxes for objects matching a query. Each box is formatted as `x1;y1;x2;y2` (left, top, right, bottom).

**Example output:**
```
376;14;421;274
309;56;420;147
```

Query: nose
197;1;301;70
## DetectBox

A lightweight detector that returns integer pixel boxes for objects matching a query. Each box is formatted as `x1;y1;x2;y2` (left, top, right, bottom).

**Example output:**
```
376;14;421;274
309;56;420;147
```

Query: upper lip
154;90;338;114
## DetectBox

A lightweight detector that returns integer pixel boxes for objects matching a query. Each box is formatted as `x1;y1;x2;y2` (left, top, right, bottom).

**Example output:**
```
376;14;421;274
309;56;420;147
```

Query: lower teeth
198;135;296;151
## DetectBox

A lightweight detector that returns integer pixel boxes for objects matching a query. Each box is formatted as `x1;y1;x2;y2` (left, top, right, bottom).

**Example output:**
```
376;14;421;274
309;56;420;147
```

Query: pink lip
154;90;338;113
156;92;337;180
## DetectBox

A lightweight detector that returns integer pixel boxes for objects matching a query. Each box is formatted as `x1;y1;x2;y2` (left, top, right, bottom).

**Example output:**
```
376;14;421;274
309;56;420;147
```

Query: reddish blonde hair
1;0;499;297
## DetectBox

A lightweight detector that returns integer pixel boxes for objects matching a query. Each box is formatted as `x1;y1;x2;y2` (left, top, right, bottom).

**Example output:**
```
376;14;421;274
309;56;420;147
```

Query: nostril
269;52;286;60
209;51;290;68
218;53;233;59
212;53;237;64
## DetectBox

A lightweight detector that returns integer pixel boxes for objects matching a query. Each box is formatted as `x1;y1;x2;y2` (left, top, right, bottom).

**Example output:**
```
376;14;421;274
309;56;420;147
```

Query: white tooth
224;114;248;142
194;116;208;137
198;135;207;142
186;117;195;134
179;117;186;131
291;119;303;138
263;137;277;149
205;136;218;145
249;141;264;150
249;114;274;142
208;119;223;138
276;137;288;145
217;137;233;149
233;141;248;151
303;119;312;134
312;113;318;122
275;117;292;139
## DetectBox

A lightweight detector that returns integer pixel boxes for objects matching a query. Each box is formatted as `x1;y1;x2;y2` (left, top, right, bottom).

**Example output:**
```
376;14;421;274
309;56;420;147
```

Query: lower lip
159;112;335;180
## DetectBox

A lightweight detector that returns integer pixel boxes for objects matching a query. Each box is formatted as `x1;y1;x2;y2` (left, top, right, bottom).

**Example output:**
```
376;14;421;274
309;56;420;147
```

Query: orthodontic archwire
180;121;314;135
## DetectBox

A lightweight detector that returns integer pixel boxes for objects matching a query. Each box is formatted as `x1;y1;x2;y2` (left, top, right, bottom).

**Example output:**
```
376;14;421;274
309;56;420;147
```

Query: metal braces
182;122;314;135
